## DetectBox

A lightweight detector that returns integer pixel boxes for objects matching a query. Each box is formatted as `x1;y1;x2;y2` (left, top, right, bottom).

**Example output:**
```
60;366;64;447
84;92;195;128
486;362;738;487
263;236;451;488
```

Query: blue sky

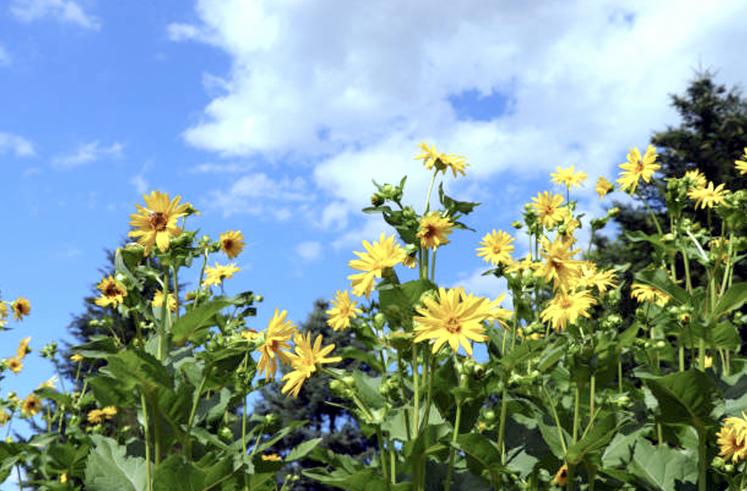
1;0;747;409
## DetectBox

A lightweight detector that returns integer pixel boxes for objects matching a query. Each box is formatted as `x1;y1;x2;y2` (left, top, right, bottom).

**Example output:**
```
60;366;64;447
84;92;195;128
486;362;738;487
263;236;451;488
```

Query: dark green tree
254;299;375;490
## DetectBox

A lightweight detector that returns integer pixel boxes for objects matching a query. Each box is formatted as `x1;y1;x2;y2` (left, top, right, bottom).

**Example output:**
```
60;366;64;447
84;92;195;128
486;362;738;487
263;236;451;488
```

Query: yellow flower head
12;297;31;321
4;357;22;374
413;287;494;356
688;181;728;209
557;207;580;239
70;353;84;363
402;254;417;269
417;213;453;249
505;254;541;276
539;239;582;291
257;309;296;379
101;406;117;418
414;142;467;177
630;282;670;306
348;233;406;298
575;262;617;294
152;290;177;312
540;290;595;332
531;192;565;229
735;147;747;175
595;177;613;198
486;293;513;329
94;276;127;308
202;263;240;287
702;355;714;369
39;376;57;390
616;145;660;194
21;394;41;417
552;464;569;487
718;413;747;464
476;230;514;266
15;337;31;359
326;290;362;331
281;333;341;398
0;411;10;426
683;169;707;190
219;230;245;259
551;165;587;189
261;453;282;462
128;191;189;255
0;303;8;328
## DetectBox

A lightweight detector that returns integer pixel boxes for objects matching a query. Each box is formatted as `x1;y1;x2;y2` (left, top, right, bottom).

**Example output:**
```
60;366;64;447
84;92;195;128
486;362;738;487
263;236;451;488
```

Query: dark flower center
149;212;168;231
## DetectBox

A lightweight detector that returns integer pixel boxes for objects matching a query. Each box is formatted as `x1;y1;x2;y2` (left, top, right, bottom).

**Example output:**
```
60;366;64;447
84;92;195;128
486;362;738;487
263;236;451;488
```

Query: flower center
104;283;121;297
445;316;462;334
223;239;234;250
149;212;168;231
423;225;437;239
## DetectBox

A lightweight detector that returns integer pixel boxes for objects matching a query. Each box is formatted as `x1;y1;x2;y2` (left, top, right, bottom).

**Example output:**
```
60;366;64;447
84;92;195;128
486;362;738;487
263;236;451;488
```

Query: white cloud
10;0;100;30
130;174;148;194
173;0;747;234
0;45;10;66
453;268;507;299
188;162;253;174
0;131;34;156
52;141;123;169
204;172;312;217
296;241;322;261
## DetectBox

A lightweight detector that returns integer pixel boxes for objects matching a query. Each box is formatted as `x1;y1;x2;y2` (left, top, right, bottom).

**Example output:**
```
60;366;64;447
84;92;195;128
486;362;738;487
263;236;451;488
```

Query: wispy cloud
0;45;11;66
52;141;123;169
10;0;101;30
204;172;312;217
296;241;322;262
0;131;34;156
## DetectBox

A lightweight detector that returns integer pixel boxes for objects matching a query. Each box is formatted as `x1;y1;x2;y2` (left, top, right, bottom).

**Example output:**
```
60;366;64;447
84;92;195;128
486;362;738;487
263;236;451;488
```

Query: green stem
572;384;581;443
424;170;438;213
679;344;685;372
589;374;595;429
443;401;463;491
542;385;568;455
376;428;389;483
698;430;707;491
412;346;420;434
618;357;623;394
497;384;509;464
141;393;153;491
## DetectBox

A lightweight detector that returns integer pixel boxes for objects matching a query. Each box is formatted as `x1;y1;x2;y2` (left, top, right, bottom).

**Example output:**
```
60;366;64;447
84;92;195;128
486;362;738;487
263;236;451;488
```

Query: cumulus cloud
10;0;101;30
172;0;747;232
204;172;312;217
52;141;123;169
0;131;35;157
296;241;322;262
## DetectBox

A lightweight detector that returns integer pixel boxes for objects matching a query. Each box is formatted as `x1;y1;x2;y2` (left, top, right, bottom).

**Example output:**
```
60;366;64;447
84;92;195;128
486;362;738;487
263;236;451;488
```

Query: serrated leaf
84;435;148;491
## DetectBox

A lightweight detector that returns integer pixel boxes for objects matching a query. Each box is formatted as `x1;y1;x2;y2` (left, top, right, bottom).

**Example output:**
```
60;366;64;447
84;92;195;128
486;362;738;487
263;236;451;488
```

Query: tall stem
141;393;153;491
443;401;463;491
424;170;438;213
497;384;509;464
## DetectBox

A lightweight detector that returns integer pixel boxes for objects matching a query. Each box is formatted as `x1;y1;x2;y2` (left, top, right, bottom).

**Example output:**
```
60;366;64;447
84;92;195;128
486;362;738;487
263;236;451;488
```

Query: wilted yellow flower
4;357;22;374
476;230;514;266
152;290;177;312
552;464;569;487
70;353;84;363
12;298;31;321
595;177;613;198
220;230;245;259
281;333;341;398
717;413;747;463
348;233;406;298
630;282;670;306
688;181;728;209
417;212;453;249
203;263;240;287
541;290;595;332
735;147;747;175
261;453;282;462
128;191;189;255
531;192;565;229
94;276;127;308
413;287;494;356
257;309;296;379
21;394;41;417
683;169;707;189
326;290;362;331
16;337;31;359
539;239;581;291
551;165;587;189
616;145;660;194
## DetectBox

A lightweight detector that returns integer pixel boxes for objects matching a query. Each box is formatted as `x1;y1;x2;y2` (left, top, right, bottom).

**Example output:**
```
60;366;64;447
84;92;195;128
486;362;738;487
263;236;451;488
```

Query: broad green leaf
286;437;323;461
635;268;690;306
712;282;747;320
83;435;147;491
565;412;620;465
628;439;697;490
378;279;436;328
104;349;172;395
639;368;720;430
172;297;233;345
154;455;205;491
352;370;386;410
684;321;740;351
455;433;504;481
601;427;647;468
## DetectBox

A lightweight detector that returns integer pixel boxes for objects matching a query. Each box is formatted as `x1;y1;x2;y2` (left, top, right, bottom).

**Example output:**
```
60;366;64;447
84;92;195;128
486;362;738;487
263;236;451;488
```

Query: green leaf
154;455;205;491
712;283;747;320
172;297;233;346
634;269;690;306
104;349;172;396
638;368;720;430
352;371;386;411
455;433;504;481
565;412;620;465
287;438;323;461
601;427;647;469
378;279;436;328
84;435;148;491
628;439;697;491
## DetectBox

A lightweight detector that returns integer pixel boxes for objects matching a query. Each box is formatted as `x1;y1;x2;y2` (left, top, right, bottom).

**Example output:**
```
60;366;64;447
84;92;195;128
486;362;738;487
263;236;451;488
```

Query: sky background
1;0;747;413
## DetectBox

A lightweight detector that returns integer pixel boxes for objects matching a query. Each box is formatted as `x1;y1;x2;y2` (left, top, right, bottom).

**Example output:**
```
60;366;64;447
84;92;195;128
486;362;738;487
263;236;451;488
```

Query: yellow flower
101;406;117;418
257;309;296;379
702;355;713;369
688;181;728;209
326;290;362;331
60;473;68;484
486;293;512;329
0;303;8;328
281;333;341;398
439;153;468;178
87;406;117;424
531;192;565;229
219;230;245;259
202;263;240;287
12;297;31;321
505;254;541;276
540;290;595;332
414;142;440;169
595;177;613;198
4;357;22;374
39;376;57;390
575;262;617;294
16;337;31;359
476;230;514;266
402;254;417;269
413;287;494;356
718;413;747;463
414;142;467;177
240;329;260;341
735;147;747;175
152;290;177;312
539;239;582;291
70;353;84;363
616;145;660;194
417;213;453;249
128;190;189;255
94;276;127;308
261;453;282;462
683;169;707;189
21;394;41;417
0;412;10;426
630;282;670;306
552;464;569;487
557;207;580;239
348;233;406;298
551;165;587;188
